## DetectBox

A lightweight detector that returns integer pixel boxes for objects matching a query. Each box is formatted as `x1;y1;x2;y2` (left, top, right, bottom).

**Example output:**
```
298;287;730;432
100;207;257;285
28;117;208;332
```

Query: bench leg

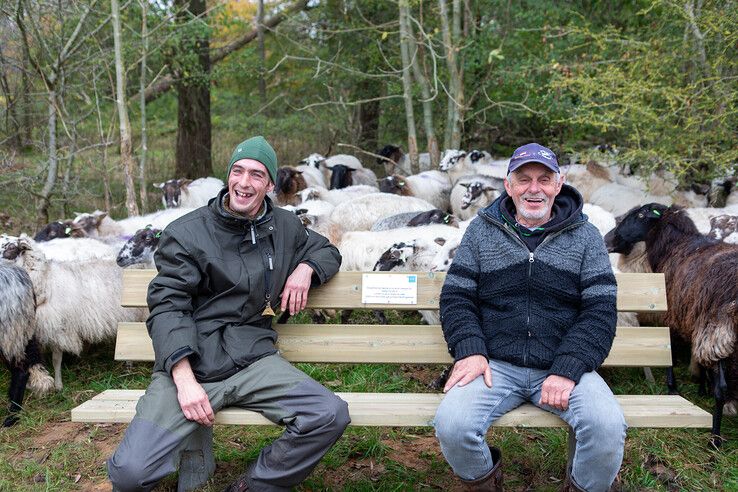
177;426;215;492
565;427;576;479
642;367;655;384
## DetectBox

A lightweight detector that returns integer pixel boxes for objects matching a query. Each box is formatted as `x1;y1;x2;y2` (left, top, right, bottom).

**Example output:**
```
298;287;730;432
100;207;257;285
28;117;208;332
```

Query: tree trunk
174;0;213;179
0;48;22;150
399;0;419;174
356;80;382;153
112;0;140;217
438;0;464;150
257;0;267;104
36;89;57;227
138;0;149;211
406;12;439;170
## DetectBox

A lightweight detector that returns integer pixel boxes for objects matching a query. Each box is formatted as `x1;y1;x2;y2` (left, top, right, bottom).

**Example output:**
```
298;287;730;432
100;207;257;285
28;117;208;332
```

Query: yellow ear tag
262;304;275;316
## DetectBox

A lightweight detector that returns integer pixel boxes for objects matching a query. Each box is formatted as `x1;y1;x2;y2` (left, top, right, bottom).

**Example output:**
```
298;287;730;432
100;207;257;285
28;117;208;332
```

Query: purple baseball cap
507;143;559;174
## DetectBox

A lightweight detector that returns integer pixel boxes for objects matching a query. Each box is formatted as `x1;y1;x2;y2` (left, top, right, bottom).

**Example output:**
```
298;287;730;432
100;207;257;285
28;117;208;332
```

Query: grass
1;97;736;490
1;313;737;491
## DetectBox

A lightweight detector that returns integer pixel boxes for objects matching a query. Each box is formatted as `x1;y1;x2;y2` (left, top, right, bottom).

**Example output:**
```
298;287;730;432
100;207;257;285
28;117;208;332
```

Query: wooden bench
71;270;711;489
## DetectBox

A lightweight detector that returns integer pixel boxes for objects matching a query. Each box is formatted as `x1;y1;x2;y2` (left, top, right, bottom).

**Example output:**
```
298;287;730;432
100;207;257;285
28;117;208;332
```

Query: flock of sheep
0;146;736;440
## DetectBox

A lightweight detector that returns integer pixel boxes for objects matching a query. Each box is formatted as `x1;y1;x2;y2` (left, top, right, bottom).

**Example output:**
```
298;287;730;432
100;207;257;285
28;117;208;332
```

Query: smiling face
504;162;563;227
227;159;274;217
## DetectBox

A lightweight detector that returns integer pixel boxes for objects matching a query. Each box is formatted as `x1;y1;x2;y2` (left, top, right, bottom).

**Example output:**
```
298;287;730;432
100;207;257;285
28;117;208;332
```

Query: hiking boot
462;446;503;491
222;472;249;492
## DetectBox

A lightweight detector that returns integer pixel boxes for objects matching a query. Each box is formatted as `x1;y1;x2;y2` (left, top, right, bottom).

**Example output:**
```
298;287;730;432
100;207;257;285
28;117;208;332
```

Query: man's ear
503;177;513;196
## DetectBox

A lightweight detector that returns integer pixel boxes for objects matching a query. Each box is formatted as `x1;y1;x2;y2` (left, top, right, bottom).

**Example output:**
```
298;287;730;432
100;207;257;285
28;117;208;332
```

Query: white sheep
684;204;738;235
0;235;147;391
450;175;503;221
329;193;436;237
73;208;197;239
36;237;121;262
371;210;458;232
582;203;616;237
378;171;452;211
153;177;223;209
298;185;379;207
338;224;462;272
439;149;509;185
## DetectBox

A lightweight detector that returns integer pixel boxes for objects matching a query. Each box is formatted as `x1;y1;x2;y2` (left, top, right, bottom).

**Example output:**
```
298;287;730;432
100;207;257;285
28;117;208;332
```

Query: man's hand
539;374;576;411
281;263;313;315
443;354;492;393
172;358;215;427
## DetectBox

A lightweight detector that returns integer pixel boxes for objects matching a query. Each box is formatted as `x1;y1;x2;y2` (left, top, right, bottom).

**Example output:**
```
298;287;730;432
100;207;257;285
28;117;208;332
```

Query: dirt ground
8;420;461;492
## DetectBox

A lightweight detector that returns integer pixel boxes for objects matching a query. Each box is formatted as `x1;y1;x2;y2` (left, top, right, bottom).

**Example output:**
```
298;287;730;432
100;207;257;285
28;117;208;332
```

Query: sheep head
604;203;668;254
116;226;162;268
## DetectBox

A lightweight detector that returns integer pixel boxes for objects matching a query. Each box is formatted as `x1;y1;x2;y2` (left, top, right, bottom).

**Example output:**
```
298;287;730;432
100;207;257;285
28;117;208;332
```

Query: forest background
0;0;736;231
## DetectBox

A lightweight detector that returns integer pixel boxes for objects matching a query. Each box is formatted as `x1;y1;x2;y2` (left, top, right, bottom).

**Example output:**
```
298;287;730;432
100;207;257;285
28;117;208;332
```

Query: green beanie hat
227;136;278;183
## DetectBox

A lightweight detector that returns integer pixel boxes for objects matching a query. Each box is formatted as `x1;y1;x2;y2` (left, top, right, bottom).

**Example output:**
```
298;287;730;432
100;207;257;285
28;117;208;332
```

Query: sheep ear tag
649;209;662;218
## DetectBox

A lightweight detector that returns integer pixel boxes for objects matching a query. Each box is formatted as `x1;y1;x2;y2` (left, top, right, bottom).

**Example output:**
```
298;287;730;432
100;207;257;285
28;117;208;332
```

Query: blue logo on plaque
408;275;417;283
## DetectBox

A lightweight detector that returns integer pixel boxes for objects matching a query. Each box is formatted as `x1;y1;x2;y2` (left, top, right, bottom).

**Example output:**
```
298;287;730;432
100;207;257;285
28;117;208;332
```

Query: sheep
153;177;223;209
280;199;335;218
0;260;54;426
274;167;309;206
589;182;674;216
116;227;162;268
376;144;430;175
378;171;452;211
604;204;738;444
299;153;365;185
328;164;378;189
329;193;436;238
0;235;148;391
562;162;614;202
709;215;738;244
439;149;508;185
73;207;196;239
34;219;84;242
582;203;616;238
298;185;378;207
371;209;458;232
450;175;503;221
685;205;738;235
296;164;326;189
338;224;462;272
35;237;121;262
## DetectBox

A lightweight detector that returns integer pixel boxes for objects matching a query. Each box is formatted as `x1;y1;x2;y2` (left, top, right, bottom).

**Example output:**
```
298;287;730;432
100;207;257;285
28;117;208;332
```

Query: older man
108;136;349;492
433;143;626;491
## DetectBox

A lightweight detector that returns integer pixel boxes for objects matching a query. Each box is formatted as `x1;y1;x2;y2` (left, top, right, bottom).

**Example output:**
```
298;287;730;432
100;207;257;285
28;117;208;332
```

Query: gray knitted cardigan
439;187;617;383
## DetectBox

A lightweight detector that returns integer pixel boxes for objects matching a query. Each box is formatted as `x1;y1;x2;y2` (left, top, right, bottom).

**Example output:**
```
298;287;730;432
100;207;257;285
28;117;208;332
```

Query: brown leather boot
462;446;503;491
560;475;585;492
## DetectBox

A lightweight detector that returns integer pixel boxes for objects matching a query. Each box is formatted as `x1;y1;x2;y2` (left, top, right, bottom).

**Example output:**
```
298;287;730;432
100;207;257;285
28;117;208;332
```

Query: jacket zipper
480;210;583;367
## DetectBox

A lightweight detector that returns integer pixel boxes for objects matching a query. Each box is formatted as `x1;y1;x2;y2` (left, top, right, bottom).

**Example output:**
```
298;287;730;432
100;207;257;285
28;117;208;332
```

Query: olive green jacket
146;189;341;382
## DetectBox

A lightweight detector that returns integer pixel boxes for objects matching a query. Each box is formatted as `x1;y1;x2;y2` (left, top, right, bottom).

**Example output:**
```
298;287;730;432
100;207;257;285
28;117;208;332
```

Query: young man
433;143;626;491
108;136;349;492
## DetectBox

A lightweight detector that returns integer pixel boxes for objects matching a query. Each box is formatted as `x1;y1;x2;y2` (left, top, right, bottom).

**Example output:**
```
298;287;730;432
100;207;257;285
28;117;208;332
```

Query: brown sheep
605;203;737;445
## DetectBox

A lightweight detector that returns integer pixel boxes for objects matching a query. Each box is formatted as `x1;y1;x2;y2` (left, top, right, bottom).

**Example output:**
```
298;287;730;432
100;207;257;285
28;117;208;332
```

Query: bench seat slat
115;323;672;366
121;270;667;312
71;391;711;428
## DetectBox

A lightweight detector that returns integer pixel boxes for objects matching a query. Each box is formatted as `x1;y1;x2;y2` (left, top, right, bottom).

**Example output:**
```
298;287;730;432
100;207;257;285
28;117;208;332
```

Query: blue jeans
433;359;626;492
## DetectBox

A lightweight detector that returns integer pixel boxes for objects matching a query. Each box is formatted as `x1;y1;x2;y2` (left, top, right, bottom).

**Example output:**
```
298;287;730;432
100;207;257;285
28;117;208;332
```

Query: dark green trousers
108;353;350;491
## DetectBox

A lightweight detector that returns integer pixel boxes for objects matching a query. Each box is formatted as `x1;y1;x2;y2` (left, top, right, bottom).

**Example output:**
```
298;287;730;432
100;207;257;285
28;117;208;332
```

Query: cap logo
539;150;553;159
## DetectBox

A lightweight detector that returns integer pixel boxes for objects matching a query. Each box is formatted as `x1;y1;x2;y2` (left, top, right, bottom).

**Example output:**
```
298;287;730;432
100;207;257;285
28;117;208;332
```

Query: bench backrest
117;270;670;367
